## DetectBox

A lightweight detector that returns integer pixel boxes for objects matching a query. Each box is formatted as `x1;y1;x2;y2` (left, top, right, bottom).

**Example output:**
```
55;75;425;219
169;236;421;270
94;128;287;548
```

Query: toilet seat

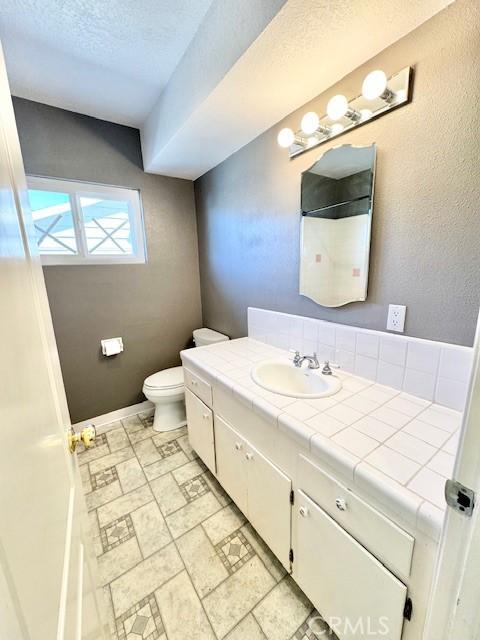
143;366;184;390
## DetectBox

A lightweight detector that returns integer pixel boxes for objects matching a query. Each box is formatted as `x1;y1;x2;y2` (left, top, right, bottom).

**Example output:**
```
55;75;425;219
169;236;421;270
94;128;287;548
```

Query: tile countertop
181;338;462;542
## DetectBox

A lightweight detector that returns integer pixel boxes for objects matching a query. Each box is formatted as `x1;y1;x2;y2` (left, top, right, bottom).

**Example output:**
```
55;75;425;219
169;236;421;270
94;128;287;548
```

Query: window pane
28;190;78;255
80;197;133;255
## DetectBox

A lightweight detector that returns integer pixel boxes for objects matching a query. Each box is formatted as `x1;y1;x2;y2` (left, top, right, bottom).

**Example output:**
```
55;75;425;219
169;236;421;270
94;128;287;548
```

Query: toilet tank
193;328;229;347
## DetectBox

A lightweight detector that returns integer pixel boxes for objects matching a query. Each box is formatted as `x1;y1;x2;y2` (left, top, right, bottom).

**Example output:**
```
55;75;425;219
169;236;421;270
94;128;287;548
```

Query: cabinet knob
235;442;243;451
335;498;347;511
202;413;209;420
299;506;309;518
245;452;254;461
191;380;197;386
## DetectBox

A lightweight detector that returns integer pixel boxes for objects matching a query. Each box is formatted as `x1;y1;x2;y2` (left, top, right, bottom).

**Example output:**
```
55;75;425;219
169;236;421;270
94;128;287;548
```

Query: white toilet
142;328;229;432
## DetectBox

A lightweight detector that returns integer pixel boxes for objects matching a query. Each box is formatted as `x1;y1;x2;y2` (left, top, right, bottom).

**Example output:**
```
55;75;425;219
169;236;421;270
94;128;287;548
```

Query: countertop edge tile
310;433;360;484
277;413;315;449
354;462;423;531
416;501;445;542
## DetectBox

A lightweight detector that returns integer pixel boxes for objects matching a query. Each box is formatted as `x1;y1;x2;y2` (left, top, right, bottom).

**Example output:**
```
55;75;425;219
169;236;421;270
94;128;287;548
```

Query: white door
185;389;216;473
0;44;105;640
214;416;248;514
294;491;407;640
424;312;480;640
246;443;292;570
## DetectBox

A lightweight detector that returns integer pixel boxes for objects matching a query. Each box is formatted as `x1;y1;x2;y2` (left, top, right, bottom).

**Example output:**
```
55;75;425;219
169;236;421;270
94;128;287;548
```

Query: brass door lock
68;425;96;453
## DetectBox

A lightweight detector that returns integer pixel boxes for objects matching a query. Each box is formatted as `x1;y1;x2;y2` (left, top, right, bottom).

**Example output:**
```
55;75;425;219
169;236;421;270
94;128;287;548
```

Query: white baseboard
72;400;154;430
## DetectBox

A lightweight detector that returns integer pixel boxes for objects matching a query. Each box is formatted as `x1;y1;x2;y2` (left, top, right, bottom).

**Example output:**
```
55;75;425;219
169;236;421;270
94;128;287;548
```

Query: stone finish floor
78;410;335;640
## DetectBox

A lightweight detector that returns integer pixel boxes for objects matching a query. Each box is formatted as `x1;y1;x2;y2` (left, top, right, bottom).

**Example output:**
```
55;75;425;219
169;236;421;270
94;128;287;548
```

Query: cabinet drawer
184;367;212;407
295;490;407;640
298;455;414;578
185;389;216;473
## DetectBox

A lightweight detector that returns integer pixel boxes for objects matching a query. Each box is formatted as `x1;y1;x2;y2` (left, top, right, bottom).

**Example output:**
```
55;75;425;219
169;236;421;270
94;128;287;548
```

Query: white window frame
27;176;147;265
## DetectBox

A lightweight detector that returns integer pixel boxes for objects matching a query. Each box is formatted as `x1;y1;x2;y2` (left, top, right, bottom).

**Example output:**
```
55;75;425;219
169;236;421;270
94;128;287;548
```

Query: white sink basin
250;358;342;399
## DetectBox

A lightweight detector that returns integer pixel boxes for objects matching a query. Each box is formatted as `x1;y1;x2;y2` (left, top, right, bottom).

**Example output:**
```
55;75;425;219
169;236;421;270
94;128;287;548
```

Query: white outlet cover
387;304;407;332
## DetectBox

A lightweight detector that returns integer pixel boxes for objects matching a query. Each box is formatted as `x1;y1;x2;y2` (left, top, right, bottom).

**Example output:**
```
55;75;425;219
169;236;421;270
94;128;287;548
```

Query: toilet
143;328;229;432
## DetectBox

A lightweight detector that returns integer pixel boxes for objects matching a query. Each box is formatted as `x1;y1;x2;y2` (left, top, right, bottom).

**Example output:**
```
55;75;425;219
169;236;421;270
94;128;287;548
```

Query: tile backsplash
247;307;473;412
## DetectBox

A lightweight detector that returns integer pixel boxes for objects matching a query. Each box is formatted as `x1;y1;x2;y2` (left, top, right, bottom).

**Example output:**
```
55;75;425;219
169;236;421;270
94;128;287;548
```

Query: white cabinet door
294;491;407;640
246;444;292;570
185;388;216;473
214;416;248;515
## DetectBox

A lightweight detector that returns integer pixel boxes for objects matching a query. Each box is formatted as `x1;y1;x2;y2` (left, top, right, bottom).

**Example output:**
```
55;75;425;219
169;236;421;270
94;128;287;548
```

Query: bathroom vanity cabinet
182;359;439;640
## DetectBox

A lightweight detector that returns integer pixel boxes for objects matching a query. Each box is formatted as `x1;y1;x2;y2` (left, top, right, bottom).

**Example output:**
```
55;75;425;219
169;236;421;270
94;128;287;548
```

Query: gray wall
195;0;480;347
13;98;202;422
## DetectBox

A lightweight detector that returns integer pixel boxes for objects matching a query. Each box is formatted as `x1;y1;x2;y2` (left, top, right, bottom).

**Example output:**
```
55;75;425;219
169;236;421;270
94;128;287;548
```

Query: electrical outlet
387;304;406;332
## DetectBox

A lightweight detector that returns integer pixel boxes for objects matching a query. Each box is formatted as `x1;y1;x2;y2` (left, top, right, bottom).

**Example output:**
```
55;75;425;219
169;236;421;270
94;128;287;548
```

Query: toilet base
152;398;187;432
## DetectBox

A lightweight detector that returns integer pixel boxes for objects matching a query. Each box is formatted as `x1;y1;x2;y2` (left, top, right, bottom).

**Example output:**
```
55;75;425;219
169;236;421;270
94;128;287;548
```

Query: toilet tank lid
193;328;229;344
144;366;184;389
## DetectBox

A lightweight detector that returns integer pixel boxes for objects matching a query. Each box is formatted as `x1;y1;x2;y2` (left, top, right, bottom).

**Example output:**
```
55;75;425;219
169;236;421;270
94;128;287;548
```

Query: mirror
299;143;376;307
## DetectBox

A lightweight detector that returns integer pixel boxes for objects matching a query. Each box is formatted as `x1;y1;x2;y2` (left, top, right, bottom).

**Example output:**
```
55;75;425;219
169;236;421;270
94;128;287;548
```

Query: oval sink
251;359;342;399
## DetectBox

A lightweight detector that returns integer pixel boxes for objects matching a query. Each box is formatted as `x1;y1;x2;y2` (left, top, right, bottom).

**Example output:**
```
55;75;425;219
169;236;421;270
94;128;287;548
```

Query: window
27;177;146;265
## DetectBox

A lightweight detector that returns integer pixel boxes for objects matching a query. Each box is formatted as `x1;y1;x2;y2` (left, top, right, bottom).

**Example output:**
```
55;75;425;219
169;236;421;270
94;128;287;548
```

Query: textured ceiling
0;0;454;176
142;0;454;179
0;0;214;125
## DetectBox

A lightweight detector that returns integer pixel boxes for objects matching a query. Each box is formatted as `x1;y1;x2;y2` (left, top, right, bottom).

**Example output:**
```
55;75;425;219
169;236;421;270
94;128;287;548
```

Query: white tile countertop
181;338;463;541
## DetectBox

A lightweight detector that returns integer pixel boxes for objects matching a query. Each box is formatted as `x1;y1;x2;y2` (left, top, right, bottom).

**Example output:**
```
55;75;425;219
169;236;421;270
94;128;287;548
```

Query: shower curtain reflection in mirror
299;144;376;307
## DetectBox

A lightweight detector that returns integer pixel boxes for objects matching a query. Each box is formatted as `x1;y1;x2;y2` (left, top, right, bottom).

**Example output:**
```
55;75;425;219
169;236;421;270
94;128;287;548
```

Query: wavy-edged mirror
299;143;376;307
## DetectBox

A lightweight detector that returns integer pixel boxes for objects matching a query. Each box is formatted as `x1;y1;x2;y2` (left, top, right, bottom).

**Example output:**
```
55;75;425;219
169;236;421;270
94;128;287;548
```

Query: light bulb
301;111;320;135
362;70;389;100
360;108;373;121
327;95;349;120
331;123;344;135
277;127;295;148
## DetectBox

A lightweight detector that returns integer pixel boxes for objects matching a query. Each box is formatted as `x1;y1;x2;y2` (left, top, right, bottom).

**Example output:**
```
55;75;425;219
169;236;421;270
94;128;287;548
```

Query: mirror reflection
299;143;376;307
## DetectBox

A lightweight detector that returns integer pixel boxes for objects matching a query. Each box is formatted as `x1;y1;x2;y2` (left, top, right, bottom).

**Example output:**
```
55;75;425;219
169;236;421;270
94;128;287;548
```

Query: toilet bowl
142;367;186;432
143;328;229;432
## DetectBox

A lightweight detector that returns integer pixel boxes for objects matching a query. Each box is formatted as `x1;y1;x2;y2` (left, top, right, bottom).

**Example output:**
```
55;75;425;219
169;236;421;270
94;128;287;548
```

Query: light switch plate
386;305;406;332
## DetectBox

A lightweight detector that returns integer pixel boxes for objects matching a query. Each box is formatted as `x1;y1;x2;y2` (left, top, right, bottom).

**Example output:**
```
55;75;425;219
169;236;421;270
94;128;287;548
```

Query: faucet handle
289;349;302;367
322;360;340;375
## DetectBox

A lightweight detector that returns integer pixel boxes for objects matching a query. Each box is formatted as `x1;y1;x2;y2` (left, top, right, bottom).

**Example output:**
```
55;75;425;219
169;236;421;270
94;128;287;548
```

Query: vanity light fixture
277;66;412;158
326;94;360;122
362;69;395;102
277;127;306;149
330;123;344;135
301;112;331;138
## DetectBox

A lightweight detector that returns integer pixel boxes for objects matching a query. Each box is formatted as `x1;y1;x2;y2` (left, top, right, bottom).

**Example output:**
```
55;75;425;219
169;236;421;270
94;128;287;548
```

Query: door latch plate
445;479;475;517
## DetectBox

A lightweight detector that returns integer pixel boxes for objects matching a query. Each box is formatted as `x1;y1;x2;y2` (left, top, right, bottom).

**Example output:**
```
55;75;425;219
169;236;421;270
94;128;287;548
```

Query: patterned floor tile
202;556;276;638
216;531;254;575
131;501;171;557
106;427;130;453
110;543;183;618
155;571;216;639
202;503;247;546
80;409;325;640
157;440;181;459
176;526;228;598
139;411;154;429
116;593;164;640
292;611;337;639
92;466;119;491
179;475;209;502
253;576;313;640
98;537;142;587
143;452;189;482
101;514;135;553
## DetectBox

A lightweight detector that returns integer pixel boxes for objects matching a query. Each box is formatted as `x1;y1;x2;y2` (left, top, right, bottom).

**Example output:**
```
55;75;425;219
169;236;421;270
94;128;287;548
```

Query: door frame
424;311;480;639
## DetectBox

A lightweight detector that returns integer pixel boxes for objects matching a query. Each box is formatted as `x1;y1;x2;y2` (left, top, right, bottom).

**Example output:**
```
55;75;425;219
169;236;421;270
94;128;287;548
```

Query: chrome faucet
293;351;320;369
